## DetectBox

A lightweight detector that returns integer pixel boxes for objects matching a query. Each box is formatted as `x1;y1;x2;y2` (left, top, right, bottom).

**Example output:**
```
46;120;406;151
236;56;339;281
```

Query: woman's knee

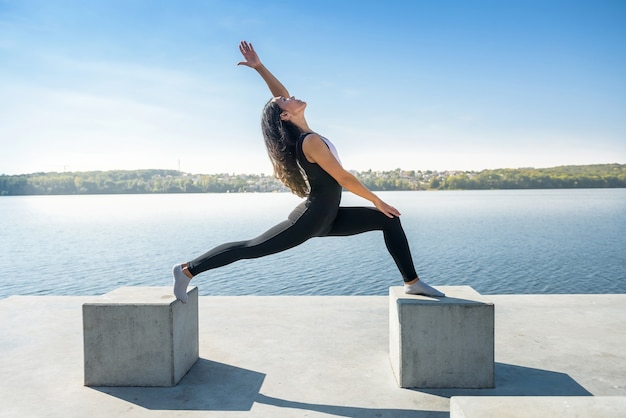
384;214;404;231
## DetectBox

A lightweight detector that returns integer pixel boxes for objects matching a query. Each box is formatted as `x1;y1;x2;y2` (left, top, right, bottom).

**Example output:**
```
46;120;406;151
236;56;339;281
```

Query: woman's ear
280;111;290;121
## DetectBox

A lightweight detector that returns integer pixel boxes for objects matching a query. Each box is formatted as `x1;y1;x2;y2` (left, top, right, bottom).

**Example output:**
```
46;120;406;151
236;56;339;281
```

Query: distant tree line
430;164;626;190
0;169;290;195
1;164;624;196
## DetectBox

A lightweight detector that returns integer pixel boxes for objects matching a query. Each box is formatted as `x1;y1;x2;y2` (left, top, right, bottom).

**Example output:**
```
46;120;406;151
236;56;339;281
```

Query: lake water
0;189;624;299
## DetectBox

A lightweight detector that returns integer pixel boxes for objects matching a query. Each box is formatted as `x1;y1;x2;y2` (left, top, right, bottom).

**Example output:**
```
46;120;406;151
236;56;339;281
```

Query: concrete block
450;396;626;418
83;286;199;387
389;286;494;388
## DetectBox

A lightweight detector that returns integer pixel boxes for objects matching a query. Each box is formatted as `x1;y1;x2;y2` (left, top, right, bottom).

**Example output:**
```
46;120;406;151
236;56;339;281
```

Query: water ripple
1;190;625;298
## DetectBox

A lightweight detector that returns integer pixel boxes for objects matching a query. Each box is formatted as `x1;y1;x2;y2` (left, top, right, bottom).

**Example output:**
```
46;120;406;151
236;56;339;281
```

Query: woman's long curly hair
261;99;310;197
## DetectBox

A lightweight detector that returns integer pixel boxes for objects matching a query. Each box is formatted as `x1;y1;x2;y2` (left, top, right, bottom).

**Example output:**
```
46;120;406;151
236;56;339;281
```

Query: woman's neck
289;115;312;133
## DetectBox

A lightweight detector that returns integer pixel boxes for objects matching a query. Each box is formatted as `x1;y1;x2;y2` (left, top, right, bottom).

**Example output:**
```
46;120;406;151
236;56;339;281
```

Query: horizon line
2;162;625;177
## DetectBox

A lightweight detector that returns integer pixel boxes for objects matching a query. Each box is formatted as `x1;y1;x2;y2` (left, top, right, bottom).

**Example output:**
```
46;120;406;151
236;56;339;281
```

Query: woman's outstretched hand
237;41;261;69
236;40;290;97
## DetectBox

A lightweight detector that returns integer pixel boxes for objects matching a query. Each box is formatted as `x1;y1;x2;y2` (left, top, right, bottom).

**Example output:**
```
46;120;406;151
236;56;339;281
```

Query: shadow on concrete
416;362;593;398
91;358;446;416
92;358;265;411
255;394;446;417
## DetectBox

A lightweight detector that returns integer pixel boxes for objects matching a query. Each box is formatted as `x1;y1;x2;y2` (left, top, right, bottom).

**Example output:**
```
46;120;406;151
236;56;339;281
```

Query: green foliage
0;170;288;195
438;164;626;190
1;164;625;195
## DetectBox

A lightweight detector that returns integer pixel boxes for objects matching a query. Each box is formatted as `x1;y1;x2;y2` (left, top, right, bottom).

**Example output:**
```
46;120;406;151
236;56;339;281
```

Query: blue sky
1;0;624;175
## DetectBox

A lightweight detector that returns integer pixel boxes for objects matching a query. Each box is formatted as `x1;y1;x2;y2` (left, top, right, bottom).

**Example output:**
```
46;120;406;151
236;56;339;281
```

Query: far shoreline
1;164;625;195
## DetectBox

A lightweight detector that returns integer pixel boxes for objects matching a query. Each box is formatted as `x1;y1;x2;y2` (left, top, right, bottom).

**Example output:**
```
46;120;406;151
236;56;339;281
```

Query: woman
172;40;444;302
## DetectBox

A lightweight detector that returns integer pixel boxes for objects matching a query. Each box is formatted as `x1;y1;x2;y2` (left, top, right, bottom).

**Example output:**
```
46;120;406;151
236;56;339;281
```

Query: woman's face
273;96;306;115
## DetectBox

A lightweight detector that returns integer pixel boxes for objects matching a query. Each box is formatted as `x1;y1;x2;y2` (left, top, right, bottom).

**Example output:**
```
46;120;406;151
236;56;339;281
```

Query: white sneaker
404;280;445;297
172;264;191;303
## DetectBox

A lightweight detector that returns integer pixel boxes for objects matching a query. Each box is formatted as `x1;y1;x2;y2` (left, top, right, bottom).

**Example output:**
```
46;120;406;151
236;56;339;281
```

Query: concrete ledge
389;286;494;388
82;286;199;387
450;396;626;417
2;293;626;416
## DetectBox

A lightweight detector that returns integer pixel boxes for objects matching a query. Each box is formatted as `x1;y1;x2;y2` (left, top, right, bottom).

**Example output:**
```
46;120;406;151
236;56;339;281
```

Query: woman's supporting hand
238;41;261;69
373;197;401;218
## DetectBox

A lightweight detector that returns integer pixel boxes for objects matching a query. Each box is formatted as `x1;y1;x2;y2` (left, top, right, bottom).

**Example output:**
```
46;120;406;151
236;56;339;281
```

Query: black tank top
296;133;342;201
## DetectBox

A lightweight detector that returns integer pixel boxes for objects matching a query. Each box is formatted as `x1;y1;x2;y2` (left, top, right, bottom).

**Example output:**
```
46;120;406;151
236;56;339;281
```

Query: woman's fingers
386;206;401;218
376;200;401;218
239;41;253;54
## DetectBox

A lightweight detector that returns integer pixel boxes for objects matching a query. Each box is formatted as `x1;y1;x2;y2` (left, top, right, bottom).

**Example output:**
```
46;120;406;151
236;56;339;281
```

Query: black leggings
186;205;418;281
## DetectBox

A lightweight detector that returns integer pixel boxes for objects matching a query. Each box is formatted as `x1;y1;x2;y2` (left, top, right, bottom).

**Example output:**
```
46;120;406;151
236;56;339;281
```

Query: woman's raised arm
238;41;289;98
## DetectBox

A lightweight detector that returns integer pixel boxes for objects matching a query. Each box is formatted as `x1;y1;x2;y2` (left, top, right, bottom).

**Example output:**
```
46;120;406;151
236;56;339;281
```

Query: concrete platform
389;286;494;388
450;396;626;417
1;290;625;417
83;286;199;387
